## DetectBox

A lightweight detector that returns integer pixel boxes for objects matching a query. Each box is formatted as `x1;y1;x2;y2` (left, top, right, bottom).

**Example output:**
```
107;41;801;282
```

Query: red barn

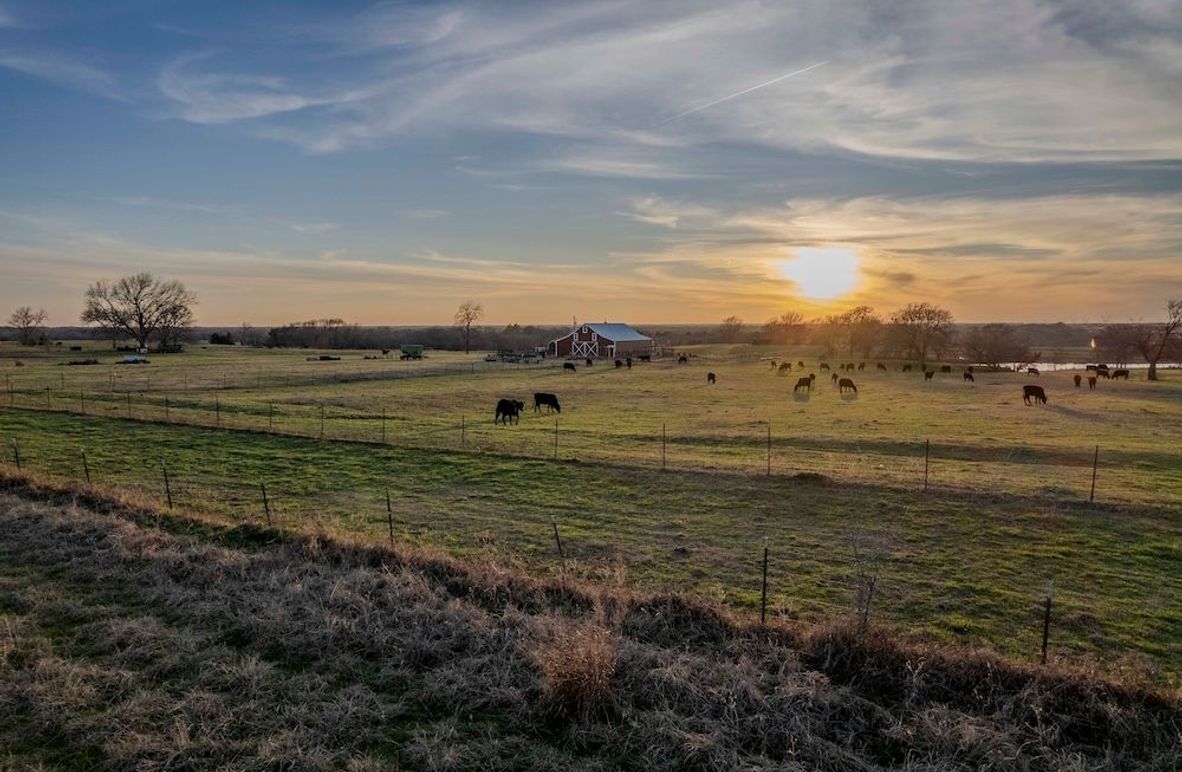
548;322;653;359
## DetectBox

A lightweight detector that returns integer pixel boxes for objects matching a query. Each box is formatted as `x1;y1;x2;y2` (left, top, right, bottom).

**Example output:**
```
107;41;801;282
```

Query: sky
1;0;1180;327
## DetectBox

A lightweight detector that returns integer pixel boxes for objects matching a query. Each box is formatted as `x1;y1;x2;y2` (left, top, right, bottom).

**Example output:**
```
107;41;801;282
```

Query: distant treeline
0;320;1133;357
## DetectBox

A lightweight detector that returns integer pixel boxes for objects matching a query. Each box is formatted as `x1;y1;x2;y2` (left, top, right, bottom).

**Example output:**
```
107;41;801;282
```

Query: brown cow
1112;369;1130;380
793;377;811;393
1088;376;1097;390
777;362;791;375
563;362;576;372
1023;385;1047;405
831;372;839;384
924;370;935;381
839;377;857;394
1073;374;1082;388
1027;367;1040;376
963;371;974;382
707;372;716;384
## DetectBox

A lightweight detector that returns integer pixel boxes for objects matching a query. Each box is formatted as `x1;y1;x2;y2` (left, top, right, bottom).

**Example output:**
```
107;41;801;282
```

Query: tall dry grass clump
531;619;619;720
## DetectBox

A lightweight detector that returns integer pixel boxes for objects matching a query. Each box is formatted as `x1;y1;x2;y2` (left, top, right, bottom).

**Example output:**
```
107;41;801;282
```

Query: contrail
658;60;829;124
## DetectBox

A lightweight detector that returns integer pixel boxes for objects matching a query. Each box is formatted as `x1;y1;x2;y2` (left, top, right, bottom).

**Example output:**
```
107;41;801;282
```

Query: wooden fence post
319;404;325;439
261;482;272;526
269;403;274;431
161;461;173;509
45;387;50;409
760;537;770;625
662;422;667;470
10;440;19;470
385;486;394;544
164;395;170;421
81;450;90;483
766;423;772;476
1089;445;1099;502
551;518;566;572
923;439;930;492
381;409;386;443
1041;579;1053;665
216;395;221;427
461;415;466;448
126;391;132;419
80;391;85;415
554;418;559;460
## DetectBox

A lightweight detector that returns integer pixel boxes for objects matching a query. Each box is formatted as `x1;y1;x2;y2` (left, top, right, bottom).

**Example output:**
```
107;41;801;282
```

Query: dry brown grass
1;468;1180;770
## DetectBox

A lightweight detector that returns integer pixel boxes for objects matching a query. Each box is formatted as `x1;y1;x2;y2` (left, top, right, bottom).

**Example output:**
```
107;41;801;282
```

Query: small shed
547;322;654;360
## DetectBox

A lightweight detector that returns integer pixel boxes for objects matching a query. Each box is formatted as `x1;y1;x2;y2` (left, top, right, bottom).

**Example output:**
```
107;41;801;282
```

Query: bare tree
80;273;197;350
889;303;955;360
963;324;1039;369
8;306;48;346
850;530;892;632
1125;298;1182;381
762;311;806;344
843;305;882;358
454;300;484;354
718;316;745;343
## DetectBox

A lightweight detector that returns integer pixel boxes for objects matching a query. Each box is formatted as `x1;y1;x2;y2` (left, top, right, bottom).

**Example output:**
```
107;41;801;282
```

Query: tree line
4;273;1181;379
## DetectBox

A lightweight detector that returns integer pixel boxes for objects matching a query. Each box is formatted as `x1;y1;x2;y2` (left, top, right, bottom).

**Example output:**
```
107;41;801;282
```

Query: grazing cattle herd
491;355;1143;424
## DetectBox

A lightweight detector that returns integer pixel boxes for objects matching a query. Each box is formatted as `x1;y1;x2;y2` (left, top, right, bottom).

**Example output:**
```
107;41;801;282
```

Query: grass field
2;341;1181;680
4;488;1178;770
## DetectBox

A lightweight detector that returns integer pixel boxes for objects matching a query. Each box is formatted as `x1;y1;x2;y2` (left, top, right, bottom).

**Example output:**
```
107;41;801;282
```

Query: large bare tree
454;300;484;354
963;324;1039;369
1126;298;1182;381
8;306;48;346
81;273;197;349
889;303;955;360
762;311;805;344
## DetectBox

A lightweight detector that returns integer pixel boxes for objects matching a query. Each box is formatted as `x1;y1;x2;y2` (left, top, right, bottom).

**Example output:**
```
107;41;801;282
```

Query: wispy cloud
0;49;123;99
403;209;450;220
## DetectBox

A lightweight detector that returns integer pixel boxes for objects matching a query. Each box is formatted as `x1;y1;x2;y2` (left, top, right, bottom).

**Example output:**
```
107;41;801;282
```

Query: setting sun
777;247;860;300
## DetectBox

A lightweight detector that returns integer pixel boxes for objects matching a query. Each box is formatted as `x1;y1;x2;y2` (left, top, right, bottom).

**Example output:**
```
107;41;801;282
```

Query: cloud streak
657;60;829;124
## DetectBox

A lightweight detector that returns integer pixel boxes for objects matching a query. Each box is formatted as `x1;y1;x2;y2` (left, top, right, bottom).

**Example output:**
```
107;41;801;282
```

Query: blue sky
1;0;1180;325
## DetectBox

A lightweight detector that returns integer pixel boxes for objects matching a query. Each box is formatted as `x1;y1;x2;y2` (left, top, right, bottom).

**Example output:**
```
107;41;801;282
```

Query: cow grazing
534;393;561;413
381;349;391;356
1074;374;1082;388
793;377;812;393
924;370;935;381
902;364;913;372
1097;370;1110;379
1027;367;1040;376
940;365;952;373
769;360;778;370
615;359;623;368
1023;385;1047;405
809;373;816;383
495;398;525;424
820;363;830;372
563;362;577;372
678;354;688;364
831;372;839;384
797;361;805;368
1113;369;1129;380
777;362;791;375
877;362;887;371
964;371;975;382
1088;376;1097;390
839;377;857;394
638;354;652;362
858;362;866;371
626;357;633;369
707;372;716;384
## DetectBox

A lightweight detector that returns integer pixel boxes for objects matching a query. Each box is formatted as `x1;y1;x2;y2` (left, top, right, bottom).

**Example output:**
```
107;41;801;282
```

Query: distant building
548;322;654;359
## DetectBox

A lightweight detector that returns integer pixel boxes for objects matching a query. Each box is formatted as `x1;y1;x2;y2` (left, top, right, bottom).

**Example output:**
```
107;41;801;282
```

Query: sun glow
777;247;860;300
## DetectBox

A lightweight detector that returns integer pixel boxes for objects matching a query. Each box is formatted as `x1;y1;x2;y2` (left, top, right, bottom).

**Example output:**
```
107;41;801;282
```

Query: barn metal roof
551;322;651;343
584;323;651;342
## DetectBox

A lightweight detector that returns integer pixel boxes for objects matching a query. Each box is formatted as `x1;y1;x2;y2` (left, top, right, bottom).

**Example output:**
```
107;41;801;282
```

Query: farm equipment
399;344;424;360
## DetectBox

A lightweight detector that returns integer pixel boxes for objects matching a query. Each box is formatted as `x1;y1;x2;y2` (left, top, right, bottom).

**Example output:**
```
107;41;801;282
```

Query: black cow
839;377;857;394
707;372;716;384
626;357;632;369
563;362;577;372
495;398;525;424
964;371;974;382
677;354;688;364
809;373;816;383
638;354;651;362
877;362;887;371
534;393;561;413
924;370;935;381
902;364;913;372
1023;385;1047;405
831;372;839;384
793;377;811;393
1096;370;1110;379
796;361;805;368
777;362;791;375
1088;376;1097;391
858;362;866;371
585;358;593;366
1113;369;1130;380
615;359;623;368
820;363;830;372
1074;374;1082;388
1027;367;1040;376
